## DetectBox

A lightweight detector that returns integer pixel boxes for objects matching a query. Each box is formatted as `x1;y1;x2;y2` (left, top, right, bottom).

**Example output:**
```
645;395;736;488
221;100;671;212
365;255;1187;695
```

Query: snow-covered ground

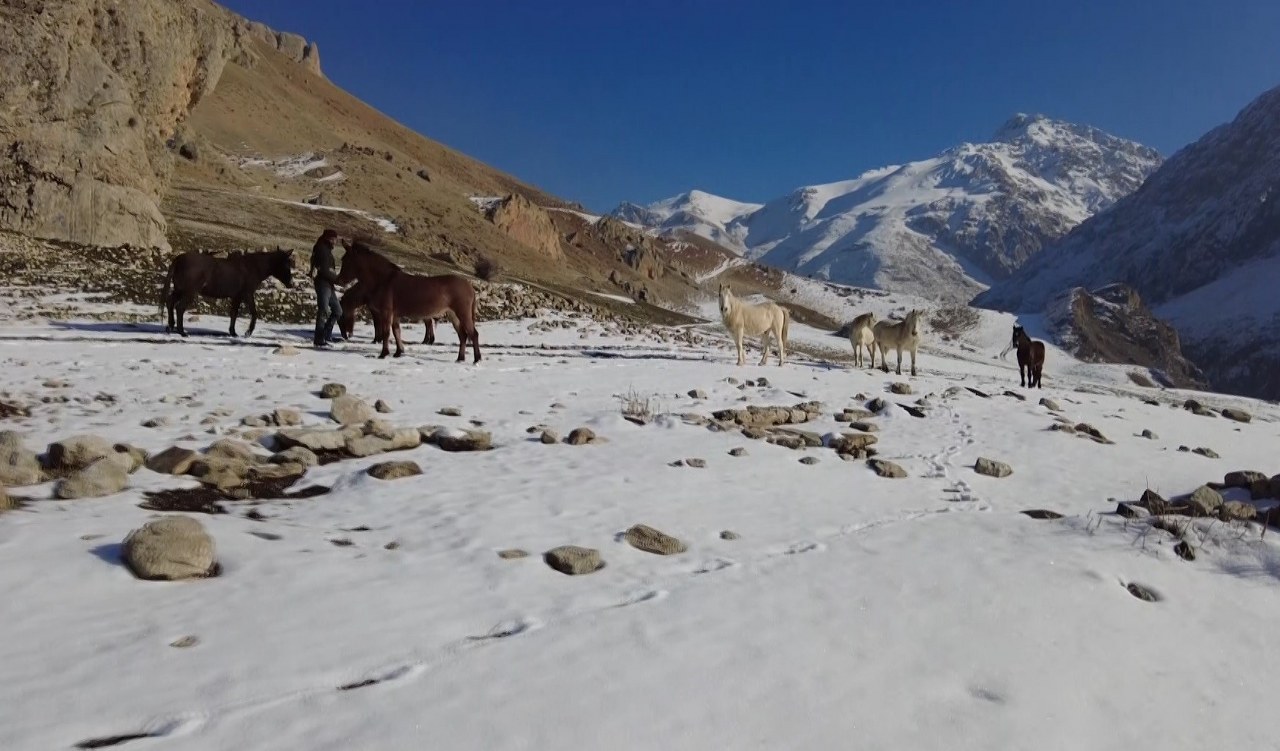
2;311;1279;750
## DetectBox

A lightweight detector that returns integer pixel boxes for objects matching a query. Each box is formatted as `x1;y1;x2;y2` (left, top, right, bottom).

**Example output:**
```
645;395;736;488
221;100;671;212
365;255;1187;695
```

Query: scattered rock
1073;423;1112;444
45;434;117;473
270;446;319;468
273;345;300;357
169;635;200;648
1224;470;1267;489
1020;509;1064;520
889;382;912;395
848;421;878;433
728;447;747;457
828;432;879;454
897;403;927;418
276;426;361;452
0;432;41;487
272;408;302;427
668;460;685;467
1192;447;1220;459
1140;429;1158;440
374;399;393;414
53;457;128;499
684;458;707;468
384;541;400;550
1221;407;1252;424
114;443;147;473
1219;501;1257;522
1137;488;1169;515
756;377;770;387
566;427;596;445
544;545;604;575
1185;485;1223;516
688;389;707;399
623;524;687;555
433;429;493;452
1003;390;1027;401
1125;582;1161;602
205;438;262;465
437;407;463;417
1173;541;1196;561
123;516;218;581
799;456;820;465
1115;501;1149;519
539;429;559;444
498;549;528;560
867;458;907;478
141;416;170;428
1050;423;1077;434
974;457;1013;478
720;530;740;540
867;397;887;414
766;428;823;449
367;461;422;480
320;383;347;399
330;395;376;426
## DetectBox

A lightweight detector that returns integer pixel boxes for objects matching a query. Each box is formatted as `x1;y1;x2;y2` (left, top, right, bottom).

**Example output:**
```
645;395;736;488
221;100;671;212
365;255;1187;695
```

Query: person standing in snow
310;228;343;348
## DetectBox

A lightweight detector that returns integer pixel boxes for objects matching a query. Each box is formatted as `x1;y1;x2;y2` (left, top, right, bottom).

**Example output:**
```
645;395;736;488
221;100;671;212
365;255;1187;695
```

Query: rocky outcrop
0;1;323;250
484;194;564;260
593;217;665;280
1045;284;1207;389
243;21;322;75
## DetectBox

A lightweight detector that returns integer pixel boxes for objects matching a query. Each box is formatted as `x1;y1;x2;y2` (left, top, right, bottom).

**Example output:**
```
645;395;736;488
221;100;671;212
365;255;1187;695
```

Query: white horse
848;312;877;368
718;284;789;366
873;309;923;376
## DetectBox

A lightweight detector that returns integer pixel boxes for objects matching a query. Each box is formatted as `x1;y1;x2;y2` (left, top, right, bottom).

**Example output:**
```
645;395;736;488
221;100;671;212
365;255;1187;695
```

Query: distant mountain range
978;83;1280;400
613;115;1162;301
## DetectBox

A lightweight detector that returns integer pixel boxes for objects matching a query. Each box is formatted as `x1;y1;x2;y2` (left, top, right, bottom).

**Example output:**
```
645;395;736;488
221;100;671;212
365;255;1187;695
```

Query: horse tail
781;306;790;344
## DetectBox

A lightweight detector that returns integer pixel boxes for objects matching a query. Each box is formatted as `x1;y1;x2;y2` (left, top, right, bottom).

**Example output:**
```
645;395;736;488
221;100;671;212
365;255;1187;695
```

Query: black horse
162;249;294;337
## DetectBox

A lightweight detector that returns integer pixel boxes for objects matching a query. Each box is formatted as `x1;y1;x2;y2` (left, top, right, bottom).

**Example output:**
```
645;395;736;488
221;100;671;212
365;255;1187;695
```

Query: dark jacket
310;237;340;285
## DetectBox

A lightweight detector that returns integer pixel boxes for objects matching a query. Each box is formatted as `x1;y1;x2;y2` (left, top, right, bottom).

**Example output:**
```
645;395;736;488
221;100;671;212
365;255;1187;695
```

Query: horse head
335;241;369;287
718;284;733;316
270;248;295;288
907;309;922;337
1012;324;1026;345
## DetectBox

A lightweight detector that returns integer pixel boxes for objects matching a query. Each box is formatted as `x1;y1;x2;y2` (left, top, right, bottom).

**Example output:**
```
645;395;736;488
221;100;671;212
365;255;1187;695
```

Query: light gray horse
718;284;790;366
848;312;877;368
873;309;923;376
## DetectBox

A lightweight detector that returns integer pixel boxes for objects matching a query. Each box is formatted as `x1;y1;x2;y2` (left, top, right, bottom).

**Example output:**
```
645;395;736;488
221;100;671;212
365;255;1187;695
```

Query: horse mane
851;312;874;326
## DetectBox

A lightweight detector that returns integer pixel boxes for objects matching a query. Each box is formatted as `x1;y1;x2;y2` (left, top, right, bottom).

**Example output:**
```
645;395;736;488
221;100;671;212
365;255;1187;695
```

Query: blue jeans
315;280;342;343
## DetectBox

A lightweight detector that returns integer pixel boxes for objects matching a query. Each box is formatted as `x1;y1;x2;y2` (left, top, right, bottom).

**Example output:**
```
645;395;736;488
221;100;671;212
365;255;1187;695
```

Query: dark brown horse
337;279;435;345
1008;324;1045;388
335;241;482;361
162;249;294;337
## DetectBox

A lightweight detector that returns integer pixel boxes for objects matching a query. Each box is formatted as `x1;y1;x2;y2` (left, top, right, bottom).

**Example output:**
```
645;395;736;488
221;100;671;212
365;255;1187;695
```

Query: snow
237;153;331;179
2;310;1279;750
1156;255;1280;341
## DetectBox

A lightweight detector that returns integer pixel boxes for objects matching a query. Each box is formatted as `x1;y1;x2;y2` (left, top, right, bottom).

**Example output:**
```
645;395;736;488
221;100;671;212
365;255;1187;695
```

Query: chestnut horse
162;248;294;337
1001;324;1045;388
335;241;482;362
337;279;435;345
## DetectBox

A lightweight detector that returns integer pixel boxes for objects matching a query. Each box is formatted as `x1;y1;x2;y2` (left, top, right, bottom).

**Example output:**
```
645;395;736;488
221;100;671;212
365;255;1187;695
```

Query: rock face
330;395;376;426
0;1;323;250
123;516;217;581
1042;285;1206;389
484;193;564;260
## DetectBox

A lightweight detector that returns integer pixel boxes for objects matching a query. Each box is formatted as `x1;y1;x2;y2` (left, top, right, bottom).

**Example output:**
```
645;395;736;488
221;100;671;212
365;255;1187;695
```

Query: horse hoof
393;352;403;358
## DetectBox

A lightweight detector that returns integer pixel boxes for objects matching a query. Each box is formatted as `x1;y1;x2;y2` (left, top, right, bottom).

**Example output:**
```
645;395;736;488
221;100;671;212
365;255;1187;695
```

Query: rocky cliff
0;0;323;250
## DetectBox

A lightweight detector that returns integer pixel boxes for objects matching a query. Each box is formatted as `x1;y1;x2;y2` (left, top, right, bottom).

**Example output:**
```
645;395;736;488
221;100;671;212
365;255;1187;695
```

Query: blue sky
223;0;1280;212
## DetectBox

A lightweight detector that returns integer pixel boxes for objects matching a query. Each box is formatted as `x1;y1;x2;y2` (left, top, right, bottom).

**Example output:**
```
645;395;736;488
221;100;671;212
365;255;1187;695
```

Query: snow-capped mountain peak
615;116;1161;301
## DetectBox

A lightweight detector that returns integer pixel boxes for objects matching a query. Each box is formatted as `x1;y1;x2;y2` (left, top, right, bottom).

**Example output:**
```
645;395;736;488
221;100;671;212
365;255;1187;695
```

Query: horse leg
879;343;889;373
392;320;405;358
1019;361;1026;388
735;329;746;366
176;291;198;337
776;323;786;366
449;315;467;362
228;298;240;337
867;343;876;370
895;347;902;376
424;318;435;345
377;310;392;359
245;296;257;337
165;289;177;334
909;345;917;377
758;331;771;366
